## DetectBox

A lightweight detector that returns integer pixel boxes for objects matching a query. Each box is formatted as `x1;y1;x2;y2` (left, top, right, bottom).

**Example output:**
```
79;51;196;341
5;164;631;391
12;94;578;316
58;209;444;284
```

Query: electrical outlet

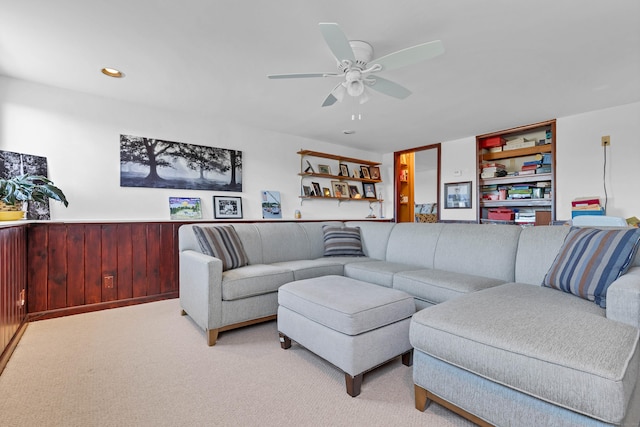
601;135;610;146
103;275;114;289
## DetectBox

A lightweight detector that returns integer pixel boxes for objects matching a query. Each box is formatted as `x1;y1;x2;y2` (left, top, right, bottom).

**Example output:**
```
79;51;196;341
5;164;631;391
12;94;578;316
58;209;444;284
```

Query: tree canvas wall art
120;134;242;191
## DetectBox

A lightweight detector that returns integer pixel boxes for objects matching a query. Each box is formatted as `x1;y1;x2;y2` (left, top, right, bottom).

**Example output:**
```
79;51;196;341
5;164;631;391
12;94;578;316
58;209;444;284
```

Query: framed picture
331;181;349;198
362;182;376;199
369;166;381;180
302;185;311;197
444;181;472;209
318;164;331;175
352;169;361;179
261;190;281;219
348;185;361;199
169;197;202;220
323;187;332;197
360;166;371;179
213;196;243;219
339;164;350;177
311;182;322;197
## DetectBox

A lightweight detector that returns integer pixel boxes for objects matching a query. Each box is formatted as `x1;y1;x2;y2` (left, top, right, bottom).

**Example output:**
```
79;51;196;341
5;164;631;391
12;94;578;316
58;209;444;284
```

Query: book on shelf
515;169;536;175
481;162;506;170
523;160;542;167
521;164;540;171
572;197;600;207
503;140;536;151
536;166;551;174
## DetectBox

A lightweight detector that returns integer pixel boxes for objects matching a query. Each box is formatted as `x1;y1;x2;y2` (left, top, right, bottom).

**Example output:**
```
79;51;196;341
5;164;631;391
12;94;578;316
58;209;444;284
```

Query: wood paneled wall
27;222;180;319
0;225;27;373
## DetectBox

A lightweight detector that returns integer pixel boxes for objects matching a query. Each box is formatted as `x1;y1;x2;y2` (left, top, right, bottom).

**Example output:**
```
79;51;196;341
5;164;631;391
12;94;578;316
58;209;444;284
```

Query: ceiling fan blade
318;23;355;63
321;93;338;107
268;72;339;79
367;76;412;99
372;40;444;71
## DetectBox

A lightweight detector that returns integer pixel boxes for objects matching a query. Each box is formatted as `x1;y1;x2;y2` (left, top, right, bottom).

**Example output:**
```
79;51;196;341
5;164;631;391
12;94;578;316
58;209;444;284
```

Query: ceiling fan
267;23;445;107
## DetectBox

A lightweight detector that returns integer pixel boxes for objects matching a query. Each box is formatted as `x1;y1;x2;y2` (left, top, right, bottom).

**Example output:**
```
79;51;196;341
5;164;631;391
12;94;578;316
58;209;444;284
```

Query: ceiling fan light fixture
358;88;370;105
346;79;365;97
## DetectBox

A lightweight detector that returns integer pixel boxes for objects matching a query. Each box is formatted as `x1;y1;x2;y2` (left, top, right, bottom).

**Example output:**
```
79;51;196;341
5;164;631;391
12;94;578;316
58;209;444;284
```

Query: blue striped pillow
193;225;249;271
322;225;365;257
542;227;640;307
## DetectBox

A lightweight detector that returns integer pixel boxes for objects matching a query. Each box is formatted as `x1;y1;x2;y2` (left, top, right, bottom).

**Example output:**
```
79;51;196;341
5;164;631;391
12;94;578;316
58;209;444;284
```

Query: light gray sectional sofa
178;221;640;426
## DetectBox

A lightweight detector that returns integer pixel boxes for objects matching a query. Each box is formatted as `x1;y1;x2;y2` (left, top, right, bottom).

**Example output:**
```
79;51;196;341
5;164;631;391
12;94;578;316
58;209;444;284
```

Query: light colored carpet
0;299;473;427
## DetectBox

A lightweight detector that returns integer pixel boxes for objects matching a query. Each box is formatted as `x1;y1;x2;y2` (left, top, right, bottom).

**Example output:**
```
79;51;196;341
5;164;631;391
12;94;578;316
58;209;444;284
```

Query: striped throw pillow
542;227;640;308
322;225;365;257
193;225;249;271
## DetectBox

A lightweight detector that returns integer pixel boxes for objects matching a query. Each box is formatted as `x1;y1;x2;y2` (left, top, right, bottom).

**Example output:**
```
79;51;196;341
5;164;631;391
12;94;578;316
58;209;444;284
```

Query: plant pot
0;201;25;221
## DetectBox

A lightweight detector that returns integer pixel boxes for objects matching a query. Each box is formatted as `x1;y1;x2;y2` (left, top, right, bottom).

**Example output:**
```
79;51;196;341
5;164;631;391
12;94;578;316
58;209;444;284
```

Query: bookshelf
476;120;556;225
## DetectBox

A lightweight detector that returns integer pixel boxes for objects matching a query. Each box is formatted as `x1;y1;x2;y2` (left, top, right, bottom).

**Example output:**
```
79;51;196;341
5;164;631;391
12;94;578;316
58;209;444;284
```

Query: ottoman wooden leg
414;384;431;411
279;332;292;349
345;373;363;397
402;349;414;366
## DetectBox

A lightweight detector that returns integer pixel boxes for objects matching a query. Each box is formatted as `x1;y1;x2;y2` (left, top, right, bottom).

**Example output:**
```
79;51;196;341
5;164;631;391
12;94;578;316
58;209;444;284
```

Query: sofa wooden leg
346;373;363;397
279;333;291;349
414;384;431;411
402;349;414;366
207;329;219;346
180;309;187;316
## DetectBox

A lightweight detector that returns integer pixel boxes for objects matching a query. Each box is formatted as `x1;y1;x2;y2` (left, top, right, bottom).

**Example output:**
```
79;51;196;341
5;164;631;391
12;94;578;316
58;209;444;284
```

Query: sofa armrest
179;250;224;332
606;266;640;329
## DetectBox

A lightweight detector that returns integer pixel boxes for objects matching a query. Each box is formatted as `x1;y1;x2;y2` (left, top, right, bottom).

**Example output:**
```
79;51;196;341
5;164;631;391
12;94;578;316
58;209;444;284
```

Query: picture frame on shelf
348;185;361;199
352;169;361;179
323;187;332;197
302;185;312;197
362;182;376;199
360;166;371;179
369;166;381;180
311;182;322;197
339;164;350;177
169;197;202;220
444;181;472;209
331;181;350;198
318;164;331;175
213;196;243;219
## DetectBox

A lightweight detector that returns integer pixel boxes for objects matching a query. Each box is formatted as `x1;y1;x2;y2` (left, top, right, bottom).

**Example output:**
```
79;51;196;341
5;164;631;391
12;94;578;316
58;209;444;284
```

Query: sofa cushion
322;225;365;257
410;283;639;424
344;260;417;288
393;269;506;305
543;227;640;307
193;225;249;271
221;264;294;300
271;259;345;281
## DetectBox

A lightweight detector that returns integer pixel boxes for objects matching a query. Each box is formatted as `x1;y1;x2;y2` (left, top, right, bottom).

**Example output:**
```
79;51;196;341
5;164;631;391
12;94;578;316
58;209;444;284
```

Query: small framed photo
352;169;361;179
318;164;331;175
369;166;381;180
169;197;202;220
362;182;376;199
323;187;332;197
444;181;472;209
339;164;350;177
348;185;361;199
360;166;371;180
331;181;350;198
311;182;322;197
302;185;312;197
213;196;243;219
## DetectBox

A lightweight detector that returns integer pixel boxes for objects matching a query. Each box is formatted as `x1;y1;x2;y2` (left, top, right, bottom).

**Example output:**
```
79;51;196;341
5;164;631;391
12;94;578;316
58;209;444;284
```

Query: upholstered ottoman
277;275;415;397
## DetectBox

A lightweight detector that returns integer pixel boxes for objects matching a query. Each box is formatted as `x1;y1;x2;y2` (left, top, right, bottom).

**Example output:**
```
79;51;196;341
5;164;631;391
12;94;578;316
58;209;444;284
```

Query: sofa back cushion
254;223;314;264
515;225;571;285
385;223;444;268
433;224;522;282
345;221;395;260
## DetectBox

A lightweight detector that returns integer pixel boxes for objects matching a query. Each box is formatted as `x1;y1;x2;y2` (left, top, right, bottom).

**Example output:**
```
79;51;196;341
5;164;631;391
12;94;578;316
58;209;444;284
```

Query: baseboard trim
26;292;179;322
0;320;29;376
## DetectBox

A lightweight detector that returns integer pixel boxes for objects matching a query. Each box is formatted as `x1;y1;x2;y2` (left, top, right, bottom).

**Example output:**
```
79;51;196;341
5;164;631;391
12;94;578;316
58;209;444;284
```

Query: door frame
394;143;441;222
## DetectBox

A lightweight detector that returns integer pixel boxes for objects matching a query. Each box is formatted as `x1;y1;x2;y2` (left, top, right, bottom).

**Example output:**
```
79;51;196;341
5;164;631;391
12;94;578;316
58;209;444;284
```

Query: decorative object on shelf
349;185;361;198
370;166;381;180
0;174;69;221
444;181;472;209
340;164;350;177
169;197;202;220
304;161;315;173
360;166;371;180
352;169;361;179
331;181;349;198
362;182;376;199
323;187;332;197
213;196;243;219
318;164;331;175
311;182;322;197
261;191;282;219
120;134;242;192
302;185;312;197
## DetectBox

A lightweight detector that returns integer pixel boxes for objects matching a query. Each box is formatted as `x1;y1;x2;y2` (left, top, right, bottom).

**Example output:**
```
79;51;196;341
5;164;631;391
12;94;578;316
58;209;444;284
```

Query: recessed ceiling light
101;67;124;78
343;130;356;135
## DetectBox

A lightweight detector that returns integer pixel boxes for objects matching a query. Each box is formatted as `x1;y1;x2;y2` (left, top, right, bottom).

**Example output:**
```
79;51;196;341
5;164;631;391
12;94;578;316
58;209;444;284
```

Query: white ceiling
1;0;638;153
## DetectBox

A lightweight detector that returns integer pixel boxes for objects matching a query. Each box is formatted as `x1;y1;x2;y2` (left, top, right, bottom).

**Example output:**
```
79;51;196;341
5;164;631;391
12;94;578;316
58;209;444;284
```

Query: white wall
439;136;477;221
0;76;385;221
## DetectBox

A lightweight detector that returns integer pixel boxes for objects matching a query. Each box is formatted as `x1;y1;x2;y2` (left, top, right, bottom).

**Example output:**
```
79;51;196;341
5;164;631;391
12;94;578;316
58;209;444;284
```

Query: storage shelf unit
297;150;383;205
476;120;556;224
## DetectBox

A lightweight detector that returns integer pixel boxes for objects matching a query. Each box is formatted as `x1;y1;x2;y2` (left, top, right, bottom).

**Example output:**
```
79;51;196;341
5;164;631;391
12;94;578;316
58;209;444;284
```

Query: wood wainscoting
0;225;28;374
26;222;180;320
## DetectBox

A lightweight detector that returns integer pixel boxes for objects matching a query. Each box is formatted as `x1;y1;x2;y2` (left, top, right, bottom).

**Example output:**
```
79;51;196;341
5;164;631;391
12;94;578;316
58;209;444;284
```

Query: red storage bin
480;136;505;149
488;208;514;221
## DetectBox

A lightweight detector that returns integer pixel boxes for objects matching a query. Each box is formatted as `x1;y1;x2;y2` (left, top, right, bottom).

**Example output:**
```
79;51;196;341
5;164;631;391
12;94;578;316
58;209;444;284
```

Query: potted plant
0;174;69;220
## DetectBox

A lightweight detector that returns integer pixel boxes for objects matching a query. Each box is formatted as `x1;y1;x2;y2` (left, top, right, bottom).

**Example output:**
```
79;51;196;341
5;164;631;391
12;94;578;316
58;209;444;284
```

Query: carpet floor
0;299;473;426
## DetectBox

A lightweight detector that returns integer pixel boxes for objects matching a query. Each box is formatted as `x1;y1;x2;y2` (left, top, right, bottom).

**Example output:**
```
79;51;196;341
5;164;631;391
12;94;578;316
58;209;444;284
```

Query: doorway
394;144;441;222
